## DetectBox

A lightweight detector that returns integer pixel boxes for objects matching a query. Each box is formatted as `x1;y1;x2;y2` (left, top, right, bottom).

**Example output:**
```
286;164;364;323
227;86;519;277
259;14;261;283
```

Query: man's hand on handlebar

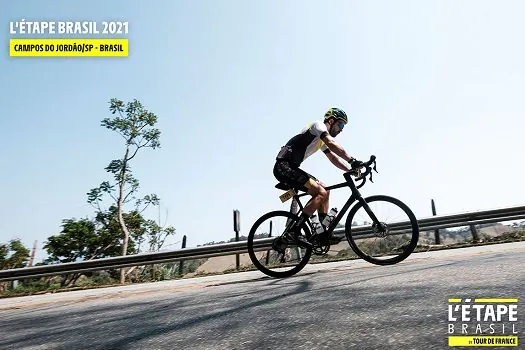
350;158;364;169
343;156;361;171
342;155;378;189
346;158;362;177
349;155;377;177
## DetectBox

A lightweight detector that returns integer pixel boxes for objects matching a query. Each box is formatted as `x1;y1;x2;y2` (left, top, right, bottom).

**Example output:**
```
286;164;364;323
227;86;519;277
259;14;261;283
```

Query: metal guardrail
1;205;524;282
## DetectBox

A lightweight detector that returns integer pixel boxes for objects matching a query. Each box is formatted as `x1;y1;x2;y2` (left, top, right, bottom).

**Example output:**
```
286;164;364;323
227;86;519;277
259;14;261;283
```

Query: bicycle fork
356;196;388;237
358;197;380;224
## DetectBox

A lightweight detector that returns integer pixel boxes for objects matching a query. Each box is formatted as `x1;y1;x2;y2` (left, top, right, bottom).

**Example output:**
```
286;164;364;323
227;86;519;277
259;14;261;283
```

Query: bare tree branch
139;202;152;214
127;145;141;162
109;192;117;203
89;243;114;260
123;190;135;205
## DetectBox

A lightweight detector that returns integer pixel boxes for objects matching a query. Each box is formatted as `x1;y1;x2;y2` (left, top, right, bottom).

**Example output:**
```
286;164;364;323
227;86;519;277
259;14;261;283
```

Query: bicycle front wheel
345;195;419;265
247;210;312;278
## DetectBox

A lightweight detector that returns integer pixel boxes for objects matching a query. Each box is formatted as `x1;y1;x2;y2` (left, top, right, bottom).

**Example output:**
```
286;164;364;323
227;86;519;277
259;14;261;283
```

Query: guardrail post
178;235;187;275
431;199;441;244
234;210;240;270
470;224;480;243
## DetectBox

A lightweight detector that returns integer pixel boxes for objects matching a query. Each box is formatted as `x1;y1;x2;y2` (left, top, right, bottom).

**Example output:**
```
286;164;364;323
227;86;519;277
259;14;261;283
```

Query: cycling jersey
276;121;329;167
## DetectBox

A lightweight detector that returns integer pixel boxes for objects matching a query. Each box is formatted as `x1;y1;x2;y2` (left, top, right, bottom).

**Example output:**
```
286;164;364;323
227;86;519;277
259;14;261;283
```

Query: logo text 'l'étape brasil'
447;298;520;347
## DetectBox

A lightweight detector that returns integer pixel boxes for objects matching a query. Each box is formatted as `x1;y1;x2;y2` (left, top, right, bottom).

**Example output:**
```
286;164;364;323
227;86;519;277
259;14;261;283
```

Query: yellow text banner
448;336;518;347
9;38;128;57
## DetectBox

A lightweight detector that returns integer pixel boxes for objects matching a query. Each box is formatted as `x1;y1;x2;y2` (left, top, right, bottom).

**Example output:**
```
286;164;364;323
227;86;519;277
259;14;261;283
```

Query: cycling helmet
323;107;348;124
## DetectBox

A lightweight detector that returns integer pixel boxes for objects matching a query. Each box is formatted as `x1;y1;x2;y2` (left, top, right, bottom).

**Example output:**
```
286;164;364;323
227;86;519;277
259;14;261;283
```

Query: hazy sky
2;0;524;262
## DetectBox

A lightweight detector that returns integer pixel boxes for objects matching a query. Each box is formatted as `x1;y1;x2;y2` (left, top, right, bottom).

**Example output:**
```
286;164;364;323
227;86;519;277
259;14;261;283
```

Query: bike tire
247;210;313;278
345;195;419;265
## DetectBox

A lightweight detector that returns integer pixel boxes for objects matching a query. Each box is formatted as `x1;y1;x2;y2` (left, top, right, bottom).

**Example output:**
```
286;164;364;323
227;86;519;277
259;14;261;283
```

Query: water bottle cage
321;209;338;228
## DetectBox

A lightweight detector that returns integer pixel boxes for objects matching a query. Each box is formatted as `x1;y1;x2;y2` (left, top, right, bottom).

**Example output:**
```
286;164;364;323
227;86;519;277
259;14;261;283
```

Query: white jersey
276;121;329;166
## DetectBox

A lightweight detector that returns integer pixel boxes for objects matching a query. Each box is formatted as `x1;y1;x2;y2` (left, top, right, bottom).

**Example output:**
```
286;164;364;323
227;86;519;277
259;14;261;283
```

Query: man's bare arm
321;133;355;163
324;150;352;171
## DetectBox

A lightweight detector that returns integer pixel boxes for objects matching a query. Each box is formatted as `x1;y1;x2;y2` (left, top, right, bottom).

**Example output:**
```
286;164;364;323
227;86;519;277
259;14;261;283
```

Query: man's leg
315;180;330;228
303;179;329;217
273;161;326;247
289;178;328;234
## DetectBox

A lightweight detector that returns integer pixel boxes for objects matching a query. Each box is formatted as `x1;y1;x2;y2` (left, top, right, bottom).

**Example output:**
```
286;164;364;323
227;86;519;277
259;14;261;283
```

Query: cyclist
273;107;362;248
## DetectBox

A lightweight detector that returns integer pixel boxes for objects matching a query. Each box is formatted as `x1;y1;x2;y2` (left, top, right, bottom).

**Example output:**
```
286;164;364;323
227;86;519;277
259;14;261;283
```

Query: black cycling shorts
273;160;318;192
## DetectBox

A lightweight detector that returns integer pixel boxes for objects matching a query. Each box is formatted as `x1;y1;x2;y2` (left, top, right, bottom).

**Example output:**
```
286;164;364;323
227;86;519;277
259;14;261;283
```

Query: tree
0;239;30;270
0;239;30;292
87;98;169;284
42;206;177;288
42;208;159;287
43;218;104;287
43;217;126;262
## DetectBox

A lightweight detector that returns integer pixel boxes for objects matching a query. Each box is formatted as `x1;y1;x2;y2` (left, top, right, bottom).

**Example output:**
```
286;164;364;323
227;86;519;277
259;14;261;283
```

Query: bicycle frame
292;172;380;234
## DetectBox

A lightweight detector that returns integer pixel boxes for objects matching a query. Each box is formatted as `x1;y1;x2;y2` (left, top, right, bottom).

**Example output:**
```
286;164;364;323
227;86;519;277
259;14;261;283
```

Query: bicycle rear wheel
247;210;312;278
345;195;419;265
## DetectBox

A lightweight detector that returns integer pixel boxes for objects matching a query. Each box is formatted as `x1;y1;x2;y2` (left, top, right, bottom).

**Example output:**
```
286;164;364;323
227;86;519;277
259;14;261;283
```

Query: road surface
1;242;524;349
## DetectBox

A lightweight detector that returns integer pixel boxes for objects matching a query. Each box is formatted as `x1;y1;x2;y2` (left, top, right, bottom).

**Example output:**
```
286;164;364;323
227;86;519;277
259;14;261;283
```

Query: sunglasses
337;121;345;130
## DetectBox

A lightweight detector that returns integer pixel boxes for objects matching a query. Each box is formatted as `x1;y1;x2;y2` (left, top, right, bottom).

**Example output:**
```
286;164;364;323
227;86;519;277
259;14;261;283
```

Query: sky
2;0;524;263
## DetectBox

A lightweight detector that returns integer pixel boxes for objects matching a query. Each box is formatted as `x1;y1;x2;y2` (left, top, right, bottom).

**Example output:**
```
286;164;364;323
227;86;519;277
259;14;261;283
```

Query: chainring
310;233;331;255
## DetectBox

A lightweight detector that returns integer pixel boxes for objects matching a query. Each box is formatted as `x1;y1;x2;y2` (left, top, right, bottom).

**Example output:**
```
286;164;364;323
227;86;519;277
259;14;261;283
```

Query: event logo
447;298;520;347
8;19;129;57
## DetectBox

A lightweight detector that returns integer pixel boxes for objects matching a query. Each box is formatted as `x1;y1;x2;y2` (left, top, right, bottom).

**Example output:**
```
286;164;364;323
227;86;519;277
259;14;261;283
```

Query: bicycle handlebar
347;155;378;189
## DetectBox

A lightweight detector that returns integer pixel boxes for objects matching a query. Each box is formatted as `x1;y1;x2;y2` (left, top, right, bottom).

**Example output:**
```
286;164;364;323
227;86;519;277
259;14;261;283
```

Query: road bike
247;155;420;278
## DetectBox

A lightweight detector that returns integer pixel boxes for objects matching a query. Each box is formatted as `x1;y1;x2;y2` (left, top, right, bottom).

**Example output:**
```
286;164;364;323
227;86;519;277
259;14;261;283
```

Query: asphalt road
1;242;524;350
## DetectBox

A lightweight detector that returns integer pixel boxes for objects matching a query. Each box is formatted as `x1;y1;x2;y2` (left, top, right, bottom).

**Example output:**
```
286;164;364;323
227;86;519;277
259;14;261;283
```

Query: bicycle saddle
275;182;303;192
275;182;291;191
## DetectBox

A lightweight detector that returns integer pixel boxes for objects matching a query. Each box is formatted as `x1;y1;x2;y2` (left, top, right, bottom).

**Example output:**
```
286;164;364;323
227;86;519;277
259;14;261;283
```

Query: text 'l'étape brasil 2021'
9;20;129;57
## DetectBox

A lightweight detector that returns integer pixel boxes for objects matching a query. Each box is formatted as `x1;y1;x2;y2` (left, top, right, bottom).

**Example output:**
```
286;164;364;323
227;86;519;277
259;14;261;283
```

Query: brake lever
352;156;378;186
